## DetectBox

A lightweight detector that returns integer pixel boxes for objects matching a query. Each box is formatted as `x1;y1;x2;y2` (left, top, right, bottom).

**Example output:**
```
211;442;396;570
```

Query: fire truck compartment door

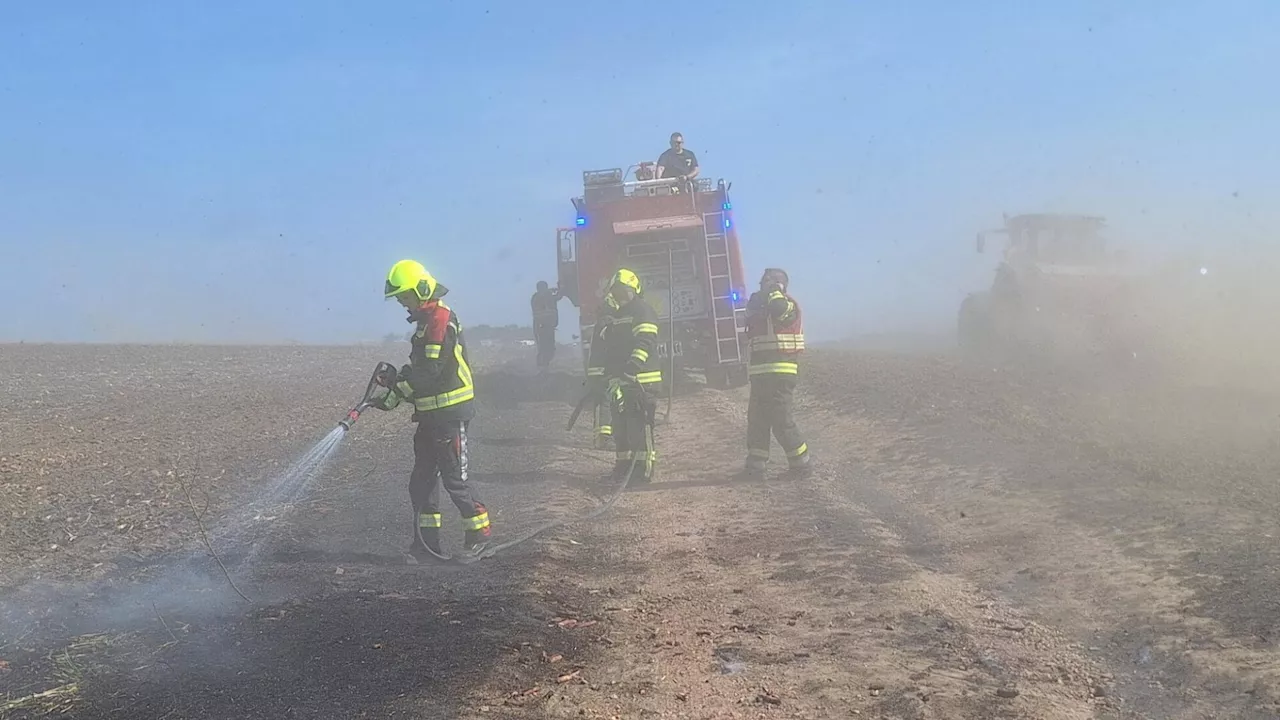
613;215;703;235
645;283;707;321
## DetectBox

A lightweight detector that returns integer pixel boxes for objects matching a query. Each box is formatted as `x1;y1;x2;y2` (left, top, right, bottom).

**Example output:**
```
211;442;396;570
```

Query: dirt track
3;343;1280;719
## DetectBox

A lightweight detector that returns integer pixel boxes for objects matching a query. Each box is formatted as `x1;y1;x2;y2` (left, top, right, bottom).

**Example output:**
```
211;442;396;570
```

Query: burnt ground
2;343;1280;719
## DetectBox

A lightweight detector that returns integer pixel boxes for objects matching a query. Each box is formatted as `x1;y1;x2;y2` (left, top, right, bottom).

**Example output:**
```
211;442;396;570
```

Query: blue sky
2;1;1277;343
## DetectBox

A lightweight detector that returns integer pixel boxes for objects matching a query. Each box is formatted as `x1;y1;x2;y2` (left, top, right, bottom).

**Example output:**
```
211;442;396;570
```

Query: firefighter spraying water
321;261;655;567
363;259;492;564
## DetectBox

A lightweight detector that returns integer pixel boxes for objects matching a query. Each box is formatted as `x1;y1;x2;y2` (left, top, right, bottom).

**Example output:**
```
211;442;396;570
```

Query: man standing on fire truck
586;269;663;484
743;267;812;478
656;132;699;191
374;259;492;560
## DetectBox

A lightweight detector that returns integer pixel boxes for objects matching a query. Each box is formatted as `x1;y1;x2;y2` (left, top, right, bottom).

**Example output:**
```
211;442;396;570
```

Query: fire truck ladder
701;210;745;365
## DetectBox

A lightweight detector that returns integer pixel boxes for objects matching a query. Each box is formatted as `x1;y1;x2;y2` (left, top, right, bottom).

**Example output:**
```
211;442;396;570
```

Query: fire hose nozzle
338;403;369;431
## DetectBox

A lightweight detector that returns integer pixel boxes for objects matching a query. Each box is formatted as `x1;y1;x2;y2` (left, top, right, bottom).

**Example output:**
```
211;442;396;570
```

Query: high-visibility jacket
380;284;476;421
586;294;662;386
745;287;805;376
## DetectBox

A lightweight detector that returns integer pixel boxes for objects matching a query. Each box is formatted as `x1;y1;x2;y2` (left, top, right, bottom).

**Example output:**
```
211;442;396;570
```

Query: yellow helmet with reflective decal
608;268;642;295
384;259;437;301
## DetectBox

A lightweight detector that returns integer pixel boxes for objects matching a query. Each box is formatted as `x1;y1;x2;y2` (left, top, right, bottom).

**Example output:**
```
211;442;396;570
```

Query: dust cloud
940;214;1280;395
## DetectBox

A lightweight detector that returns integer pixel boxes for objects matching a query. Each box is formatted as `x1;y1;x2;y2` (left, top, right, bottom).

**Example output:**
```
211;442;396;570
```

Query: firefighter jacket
378;284;476;421
745;287;805;376
586;294;662;387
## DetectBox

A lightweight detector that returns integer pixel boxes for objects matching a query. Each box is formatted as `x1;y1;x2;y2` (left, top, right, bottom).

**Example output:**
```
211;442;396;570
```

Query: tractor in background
958;213;1146;365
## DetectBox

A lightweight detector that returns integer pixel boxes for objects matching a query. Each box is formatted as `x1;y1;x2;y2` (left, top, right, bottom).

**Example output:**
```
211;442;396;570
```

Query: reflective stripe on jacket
586;294;662;385
745;289;804;375
381;293;475;419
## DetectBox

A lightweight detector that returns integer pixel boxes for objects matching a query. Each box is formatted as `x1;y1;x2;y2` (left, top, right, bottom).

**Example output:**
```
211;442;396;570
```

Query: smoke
0;425;353;670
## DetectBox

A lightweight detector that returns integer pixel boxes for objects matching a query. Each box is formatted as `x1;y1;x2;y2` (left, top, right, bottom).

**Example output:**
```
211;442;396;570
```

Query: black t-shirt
531;289;559;327
657;148;698;179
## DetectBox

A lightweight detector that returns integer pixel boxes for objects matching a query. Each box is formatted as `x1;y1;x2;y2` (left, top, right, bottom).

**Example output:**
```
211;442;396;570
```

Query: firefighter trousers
746;374;809;469
410;418;491;537
612;382;658;482
591;394;611;440
592;397;614;445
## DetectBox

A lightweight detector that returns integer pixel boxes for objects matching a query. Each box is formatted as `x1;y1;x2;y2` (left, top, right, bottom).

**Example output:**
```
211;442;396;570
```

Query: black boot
739;461;767;481
628;460;654;485
787;453;814;478
464;528;492;555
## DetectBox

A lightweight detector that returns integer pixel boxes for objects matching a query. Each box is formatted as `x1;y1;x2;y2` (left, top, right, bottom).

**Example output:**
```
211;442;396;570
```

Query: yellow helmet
608;268;642;295
384;259;437;301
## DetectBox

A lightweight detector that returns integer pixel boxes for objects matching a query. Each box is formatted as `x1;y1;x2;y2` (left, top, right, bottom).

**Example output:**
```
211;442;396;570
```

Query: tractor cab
978;213;1113;270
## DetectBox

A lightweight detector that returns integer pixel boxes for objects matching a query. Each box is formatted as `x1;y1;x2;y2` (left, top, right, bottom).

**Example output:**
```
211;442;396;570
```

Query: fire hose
336;363;641;567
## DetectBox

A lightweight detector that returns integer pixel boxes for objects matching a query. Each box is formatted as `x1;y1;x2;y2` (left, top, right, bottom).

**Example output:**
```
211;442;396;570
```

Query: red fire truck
555;164;751;390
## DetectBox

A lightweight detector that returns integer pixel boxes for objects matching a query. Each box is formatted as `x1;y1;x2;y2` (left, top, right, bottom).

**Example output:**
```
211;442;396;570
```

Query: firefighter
531;280;561;373
374;259;492;559
585;269;662;483
588;292;621;450
743;267;811;478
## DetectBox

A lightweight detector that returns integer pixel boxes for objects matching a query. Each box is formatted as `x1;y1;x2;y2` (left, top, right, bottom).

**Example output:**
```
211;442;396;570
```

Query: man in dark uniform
531;280;561;372
656;132;699;192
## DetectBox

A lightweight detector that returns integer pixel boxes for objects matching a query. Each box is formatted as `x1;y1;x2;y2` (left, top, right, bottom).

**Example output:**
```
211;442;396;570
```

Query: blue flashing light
576;216;586;226
730;290;741;303
724;216;731;229
722;201;732;210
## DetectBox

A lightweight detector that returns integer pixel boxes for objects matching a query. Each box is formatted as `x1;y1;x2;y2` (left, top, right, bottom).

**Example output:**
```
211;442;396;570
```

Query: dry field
2;342;1280;719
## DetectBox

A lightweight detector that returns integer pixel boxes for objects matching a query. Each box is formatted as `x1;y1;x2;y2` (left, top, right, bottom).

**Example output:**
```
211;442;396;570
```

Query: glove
607;377;625;411
389;365;414;399
608;376;644;414
374;364;398;388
